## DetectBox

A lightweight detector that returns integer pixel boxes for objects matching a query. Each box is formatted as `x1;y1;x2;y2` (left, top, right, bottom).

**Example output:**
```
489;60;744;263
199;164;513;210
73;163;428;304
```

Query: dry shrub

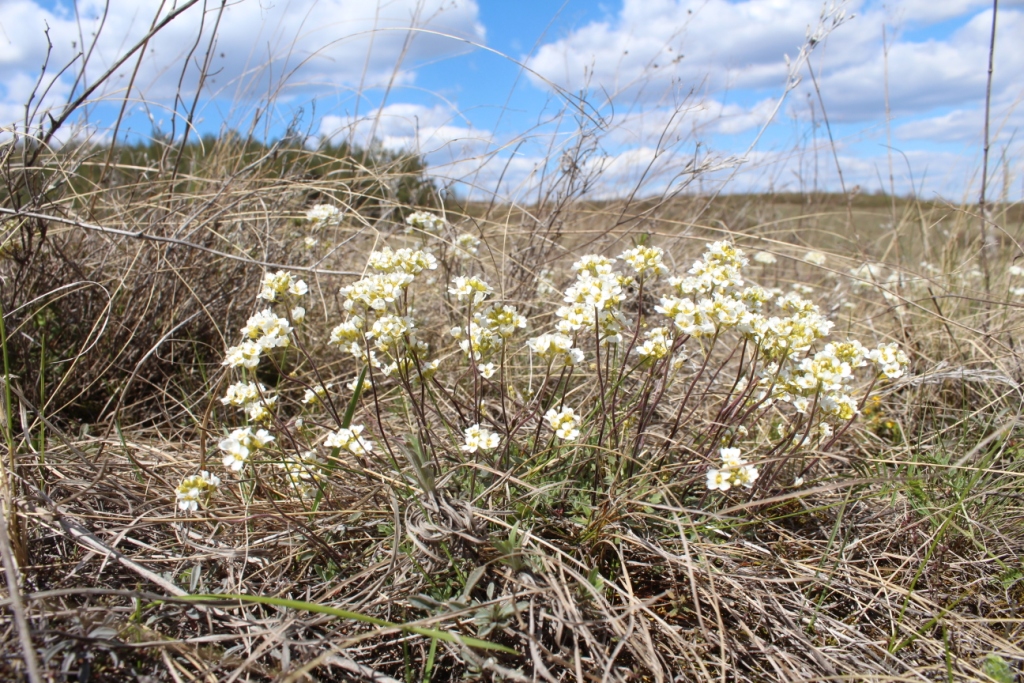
0;135;436;426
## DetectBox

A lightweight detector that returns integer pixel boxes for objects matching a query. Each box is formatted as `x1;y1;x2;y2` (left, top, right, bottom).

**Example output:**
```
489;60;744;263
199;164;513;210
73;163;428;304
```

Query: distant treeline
3;132;439;218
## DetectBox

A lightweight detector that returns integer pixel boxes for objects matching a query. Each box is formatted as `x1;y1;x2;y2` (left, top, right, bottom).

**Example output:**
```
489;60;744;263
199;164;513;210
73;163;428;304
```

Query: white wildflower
449;276;493;304
706;447;759;491
867;342;909;379
259;271;307;302
461;424;500;453
221;382;265;407
454;233;480;257
620;245;667;278
176;471;220;512
544;407;582;441
405;211;446;234
223;341;262;369
306;204;342;227
246;396;278;423
803;251;827;266
325;424;375;455
302;384;332;405
527;333;584;365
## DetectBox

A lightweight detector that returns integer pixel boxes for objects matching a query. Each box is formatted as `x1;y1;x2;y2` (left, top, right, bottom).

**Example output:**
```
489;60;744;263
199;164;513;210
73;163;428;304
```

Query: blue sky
2;0;1022;200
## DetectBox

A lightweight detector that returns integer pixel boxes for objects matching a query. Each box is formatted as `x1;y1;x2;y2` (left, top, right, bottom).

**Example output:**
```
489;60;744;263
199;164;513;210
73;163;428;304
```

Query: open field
0;130;1022;681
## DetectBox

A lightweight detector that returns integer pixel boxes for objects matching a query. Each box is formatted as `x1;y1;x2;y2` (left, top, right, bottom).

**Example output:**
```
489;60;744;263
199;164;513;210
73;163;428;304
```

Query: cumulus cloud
605;97;781;147
524;0;1023;125
2;0;1019;198
812;7;1024;123
320;102;492;161
888;0;993;24
0;0;485;130
894;90;1024;144
525;0;830;102
510;0;1024;198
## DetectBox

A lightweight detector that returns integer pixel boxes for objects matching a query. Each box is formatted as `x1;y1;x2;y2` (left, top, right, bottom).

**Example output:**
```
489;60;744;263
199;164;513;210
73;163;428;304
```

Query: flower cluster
636;327;672;361
706;448;759;491
867;342;909;379
451;303;528;361
325;425;375;455
595;240;911;455
221;382;278;422
368;247;438;275
656;294;758;338
765;341;863;419
341;272;415;313
749;300;833;360
803;251;827;266
197;231;910;513
405;211;446;235
620;245;668;278
759;337;907;425
221;381;265;407
259;271;308;302
454;233;481;258
527;333;584;366
450;276;493;304
241;309;293;347
462;424;500;453
330;247;438;380
219;427;275;472
305;204;343;228
302;384;332;405
368;315;414;353
552;254;634;346
279;451;324;498
176;471;220;512
670;240;747;297
545;407;582;441
223;308;296;369
573;255;615;276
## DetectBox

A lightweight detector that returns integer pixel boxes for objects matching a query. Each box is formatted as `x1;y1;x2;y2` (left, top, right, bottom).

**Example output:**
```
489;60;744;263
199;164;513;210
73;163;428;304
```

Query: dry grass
2;161;1023;681
1;9;1023;681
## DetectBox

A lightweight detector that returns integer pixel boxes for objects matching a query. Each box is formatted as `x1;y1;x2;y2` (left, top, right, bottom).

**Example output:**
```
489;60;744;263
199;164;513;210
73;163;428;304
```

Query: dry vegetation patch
2;139;1023;681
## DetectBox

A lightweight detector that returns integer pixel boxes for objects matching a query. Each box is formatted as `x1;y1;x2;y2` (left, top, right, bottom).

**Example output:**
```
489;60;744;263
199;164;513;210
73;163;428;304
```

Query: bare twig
0;497;43;683
0;208;359;276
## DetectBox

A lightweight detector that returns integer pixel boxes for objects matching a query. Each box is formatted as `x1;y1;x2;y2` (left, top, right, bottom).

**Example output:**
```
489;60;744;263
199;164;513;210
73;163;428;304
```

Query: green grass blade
311;366;369;513
342;366;367;429
176;593;515;654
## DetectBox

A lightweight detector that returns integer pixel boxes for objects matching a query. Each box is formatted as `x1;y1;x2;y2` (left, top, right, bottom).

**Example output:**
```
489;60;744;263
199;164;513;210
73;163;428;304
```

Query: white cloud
0;0;485;130
508;0;1024;198
526;0;832;102
811;8;1024;123
318;101;520;198
888;0;992;24
3;0;1020;199
894;91;1024;144
319;102;492;160
601;97;780;149
524;0;1024;126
